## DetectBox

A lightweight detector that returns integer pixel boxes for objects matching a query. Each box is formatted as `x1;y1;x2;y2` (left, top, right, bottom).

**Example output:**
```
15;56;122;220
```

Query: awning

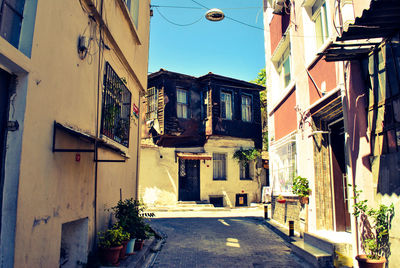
320;0;400;62
176;152;212;160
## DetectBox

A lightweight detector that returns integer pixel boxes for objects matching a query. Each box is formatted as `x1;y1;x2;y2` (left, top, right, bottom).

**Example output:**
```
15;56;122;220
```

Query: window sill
240;178;253;181
305;38;333;70
100;134;131;158
213;178;227;181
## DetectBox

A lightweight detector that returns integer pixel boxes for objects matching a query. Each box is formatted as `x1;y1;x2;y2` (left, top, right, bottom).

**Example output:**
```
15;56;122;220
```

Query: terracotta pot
100;245;123;266
299;196;309;205
355;255;386;268
119;240;129;260
277;199;286;204
134;239;144;251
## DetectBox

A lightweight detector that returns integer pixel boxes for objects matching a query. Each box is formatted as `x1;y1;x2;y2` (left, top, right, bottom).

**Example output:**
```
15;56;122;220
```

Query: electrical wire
155;6;203;26
151;5;262;10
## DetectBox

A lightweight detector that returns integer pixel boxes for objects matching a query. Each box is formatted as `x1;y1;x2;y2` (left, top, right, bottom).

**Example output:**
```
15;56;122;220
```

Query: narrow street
148;212;310;268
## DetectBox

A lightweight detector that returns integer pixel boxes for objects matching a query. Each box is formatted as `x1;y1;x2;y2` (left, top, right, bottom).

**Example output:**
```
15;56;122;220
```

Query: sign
132;104;139;118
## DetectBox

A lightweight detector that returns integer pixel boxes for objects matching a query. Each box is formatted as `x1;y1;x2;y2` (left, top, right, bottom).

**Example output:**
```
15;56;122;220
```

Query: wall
272;88;297;141
139;137;265;207
0;0;150;266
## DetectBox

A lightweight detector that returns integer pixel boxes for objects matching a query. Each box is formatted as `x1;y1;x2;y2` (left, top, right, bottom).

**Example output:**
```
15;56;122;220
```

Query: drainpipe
135;96;141;199
93;0;104;251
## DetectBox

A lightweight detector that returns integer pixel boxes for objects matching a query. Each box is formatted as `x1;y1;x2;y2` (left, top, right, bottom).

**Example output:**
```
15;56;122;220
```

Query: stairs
290;232;353;268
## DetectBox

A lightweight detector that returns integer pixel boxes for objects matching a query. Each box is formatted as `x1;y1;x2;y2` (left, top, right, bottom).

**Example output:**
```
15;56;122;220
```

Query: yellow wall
0;0;151;266
139;137;266;208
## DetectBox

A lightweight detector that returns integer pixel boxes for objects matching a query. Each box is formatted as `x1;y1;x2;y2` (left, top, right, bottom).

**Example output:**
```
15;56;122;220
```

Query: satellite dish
205;8;225;22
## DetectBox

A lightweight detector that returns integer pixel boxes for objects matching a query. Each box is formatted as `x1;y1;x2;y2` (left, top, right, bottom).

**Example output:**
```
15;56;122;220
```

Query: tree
251;68;268;151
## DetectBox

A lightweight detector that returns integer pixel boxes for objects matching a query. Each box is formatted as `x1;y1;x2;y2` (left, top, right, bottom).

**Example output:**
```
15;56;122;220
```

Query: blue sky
148;0;265;82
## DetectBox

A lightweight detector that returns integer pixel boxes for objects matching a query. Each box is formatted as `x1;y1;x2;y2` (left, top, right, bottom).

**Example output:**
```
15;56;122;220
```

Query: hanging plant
233;148;261;166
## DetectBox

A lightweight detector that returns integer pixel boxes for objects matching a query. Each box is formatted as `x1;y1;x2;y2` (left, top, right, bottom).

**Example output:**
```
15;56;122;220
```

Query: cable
151;5;262;10
224;16;264;30
190;0;209;10
155;6;203;27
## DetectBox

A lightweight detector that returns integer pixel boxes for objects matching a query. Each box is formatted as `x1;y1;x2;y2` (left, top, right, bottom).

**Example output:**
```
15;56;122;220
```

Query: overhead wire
155;6;203;26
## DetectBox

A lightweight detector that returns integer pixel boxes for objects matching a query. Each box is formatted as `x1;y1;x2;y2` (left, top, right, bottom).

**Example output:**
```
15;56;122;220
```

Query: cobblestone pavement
149;215;310;268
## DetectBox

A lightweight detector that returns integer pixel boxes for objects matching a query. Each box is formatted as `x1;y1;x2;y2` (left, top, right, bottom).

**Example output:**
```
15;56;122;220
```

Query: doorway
0;68;11;233
329;119;351;232
178;159;200;201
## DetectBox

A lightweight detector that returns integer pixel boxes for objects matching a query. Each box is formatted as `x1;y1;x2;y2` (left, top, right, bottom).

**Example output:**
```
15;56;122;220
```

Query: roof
320;0;400;62
148;69;265;91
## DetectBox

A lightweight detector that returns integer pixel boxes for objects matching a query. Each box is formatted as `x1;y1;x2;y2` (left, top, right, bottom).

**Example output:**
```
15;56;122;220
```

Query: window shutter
157;87;164;134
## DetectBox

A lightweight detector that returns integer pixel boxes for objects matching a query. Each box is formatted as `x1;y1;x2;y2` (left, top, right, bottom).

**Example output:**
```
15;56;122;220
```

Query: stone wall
271;196;301;232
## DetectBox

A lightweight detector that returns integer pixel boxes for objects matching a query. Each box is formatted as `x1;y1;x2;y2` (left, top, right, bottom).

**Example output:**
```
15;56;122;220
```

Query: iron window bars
101;62;132;147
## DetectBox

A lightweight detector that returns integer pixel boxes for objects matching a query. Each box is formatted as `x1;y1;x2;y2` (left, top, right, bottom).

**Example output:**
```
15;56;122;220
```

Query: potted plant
277;195;286;204
134;221;154;251
111;199;154;254
97;226;124;266
116;225;130;260
292;176;311;205
351;185;394;268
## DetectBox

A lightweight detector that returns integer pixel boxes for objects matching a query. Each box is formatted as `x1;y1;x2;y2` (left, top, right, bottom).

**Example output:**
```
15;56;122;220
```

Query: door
329;119;351;232
0;68;11;233
178;159;200;201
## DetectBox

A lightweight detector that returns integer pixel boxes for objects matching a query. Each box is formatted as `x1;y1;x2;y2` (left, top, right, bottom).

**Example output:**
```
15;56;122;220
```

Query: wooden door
178;159;200;201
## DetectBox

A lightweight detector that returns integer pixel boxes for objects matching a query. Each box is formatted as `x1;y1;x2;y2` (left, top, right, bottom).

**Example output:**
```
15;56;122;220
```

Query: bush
292;176;311;197
98;226;125;248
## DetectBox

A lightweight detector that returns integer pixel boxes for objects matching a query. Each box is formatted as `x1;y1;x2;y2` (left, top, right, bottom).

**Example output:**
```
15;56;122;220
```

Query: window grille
0;0;25;48
146;87;158;120
177;88;188;119
221;92;232;120
101;62;132;147
241;95;252;122
213;153;227;180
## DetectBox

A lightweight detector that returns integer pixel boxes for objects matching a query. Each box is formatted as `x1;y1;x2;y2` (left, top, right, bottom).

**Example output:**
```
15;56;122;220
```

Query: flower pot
277;199;286;204
355;255;386;268
119;240;129;260
134;239;144;251
299;196;309;205
100;245;123;266
126;238;136;255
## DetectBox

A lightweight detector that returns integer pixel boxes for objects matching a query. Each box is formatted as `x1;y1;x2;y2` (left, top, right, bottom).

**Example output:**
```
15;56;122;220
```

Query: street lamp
205;8;225;22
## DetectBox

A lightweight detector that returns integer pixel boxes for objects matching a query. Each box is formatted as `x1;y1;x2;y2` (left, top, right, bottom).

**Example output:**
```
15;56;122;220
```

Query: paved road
149;216;310;268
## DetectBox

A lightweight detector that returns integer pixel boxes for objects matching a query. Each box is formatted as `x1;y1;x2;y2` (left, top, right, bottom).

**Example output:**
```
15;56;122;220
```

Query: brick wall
271;196;301;232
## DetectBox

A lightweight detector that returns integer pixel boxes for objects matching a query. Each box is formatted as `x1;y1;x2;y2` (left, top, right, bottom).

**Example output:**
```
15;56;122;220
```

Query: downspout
93;0;104;251
135;96;141;199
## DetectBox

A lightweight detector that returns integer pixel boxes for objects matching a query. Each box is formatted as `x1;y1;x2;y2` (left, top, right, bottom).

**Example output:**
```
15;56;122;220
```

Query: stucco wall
0;0;150;267
139;137;265;208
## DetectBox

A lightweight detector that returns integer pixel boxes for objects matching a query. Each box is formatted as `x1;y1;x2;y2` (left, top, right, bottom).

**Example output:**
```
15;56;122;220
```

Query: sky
148;0;265;82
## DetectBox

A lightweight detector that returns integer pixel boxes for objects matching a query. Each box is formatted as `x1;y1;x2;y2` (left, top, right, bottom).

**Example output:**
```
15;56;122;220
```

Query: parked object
125;238;136;255
97;226;125;266
351;185;394;267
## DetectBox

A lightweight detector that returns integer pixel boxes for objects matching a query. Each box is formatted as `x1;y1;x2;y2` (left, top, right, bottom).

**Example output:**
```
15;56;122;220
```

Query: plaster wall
0;0;150;267
139;137;265;207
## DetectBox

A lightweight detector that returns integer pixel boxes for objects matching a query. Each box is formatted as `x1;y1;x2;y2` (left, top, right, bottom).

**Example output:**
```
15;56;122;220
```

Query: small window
312;0;329;48
177;88;188;119
278;46;291;88
213;153;226;180
241;95;252;122
124;0;139;29
221;91;232;120
146;87;158;120
240;163;251;180
0;0;26;48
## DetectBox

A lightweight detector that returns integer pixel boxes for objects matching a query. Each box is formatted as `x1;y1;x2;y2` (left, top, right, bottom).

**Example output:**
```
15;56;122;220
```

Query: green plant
233;148;261;166
97;226;125;248
351;185;394;260
111;198;154;239
292;176;311;197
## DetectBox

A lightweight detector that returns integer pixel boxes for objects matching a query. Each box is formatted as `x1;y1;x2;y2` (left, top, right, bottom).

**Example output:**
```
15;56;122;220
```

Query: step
304;232;335;254
291;240;334;268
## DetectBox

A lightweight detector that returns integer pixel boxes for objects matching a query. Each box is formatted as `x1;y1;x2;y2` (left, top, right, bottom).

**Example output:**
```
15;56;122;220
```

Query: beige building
139;70;267;208
0;0;150;267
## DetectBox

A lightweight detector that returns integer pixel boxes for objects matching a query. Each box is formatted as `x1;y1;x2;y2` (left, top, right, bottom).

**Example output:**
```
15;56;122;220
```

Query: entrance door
0;69;11;232
329;119;351;232
178;159;200;201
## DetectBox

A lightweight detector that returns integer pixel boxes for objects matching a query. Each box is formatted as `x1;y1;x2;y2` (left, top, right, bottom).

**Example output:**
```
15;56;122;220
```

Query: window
101;62;132;147
0;0;25;48
177;88;188;119
146;87;158;120
278;46;291;88
220;91;232;120
271;137;296;194
213;153;226;180
240;163;251;180
312;0;329;49
241;95;252;122
124;0;139;28
202;89;211;119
